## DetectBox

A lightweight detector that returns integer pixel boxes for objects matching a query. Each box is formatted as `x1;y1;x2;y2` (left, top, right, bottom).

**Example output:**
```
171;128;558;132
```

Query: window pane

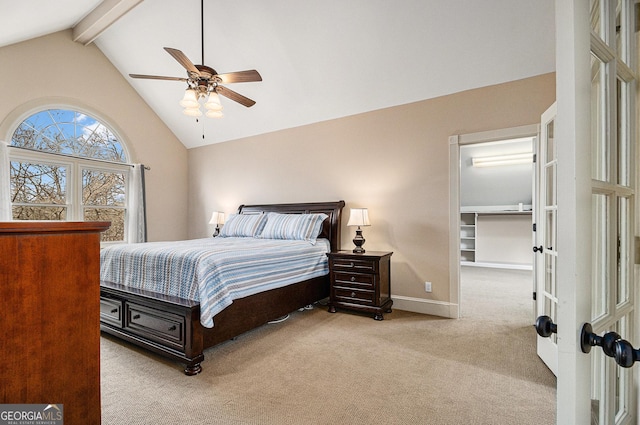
590;0;603;38
615;316;631;420
543;293;557;344
10;161;66;205
545;164;556;207
617;78;630;186
82;169;125;206
11;109;126;163
591;54;608;182
84;208;124;242
545;210;556;253
591;343;605;425
617;196;630;305
545;119;555;163
592;193;609;320
12;206;67;221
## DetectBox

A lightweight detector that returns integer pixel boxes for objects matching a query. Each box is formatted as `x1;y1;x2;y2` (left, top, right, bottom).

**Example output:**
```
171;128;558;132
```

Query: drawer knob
110;308;118;314
350;276;356;282
168;325;177;331
351;292;356;298
350;262;354;267
132;314;141;320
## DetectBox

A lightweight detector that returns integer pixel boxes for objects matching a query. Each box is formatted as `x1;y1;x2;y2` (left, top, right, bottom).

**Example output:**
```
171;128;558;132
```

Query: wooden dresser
0;221;110;425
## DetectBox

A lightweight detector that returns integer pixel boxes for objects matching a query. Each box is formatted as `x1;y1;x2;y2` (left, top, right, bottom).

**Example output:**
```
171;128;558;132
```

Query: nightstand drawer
331;258;378;273
334;287;374;304
125;302;185;350
333;271;374;289
100;296;123;327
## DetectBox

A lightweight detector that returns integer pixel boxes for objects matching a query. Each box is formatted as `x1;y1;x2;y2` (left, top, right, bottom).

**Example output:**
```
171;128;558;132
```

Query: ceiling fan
128;0;262;118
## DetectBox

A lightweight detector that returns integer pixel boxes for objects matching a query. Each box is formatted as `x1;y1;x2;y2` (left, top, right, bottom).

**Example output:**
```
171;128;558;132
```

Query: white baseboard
392;295;459;319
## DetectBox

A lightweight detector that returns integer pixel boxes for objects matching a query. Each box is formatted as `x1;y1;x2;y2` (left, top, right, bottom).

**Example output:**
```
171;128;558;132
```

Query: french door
550;1;637;424
535;103;558;376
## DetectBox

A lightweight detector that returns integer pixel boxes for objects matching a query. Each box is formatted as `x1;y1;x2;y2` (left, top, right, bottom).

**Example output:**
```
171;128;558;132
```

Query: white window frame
7;107;134;244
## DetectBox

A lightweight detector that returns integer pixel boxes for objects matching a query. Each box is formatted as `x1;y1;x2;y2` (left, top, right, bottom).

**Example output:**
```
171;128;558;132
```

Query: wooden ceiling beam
73;0;143;45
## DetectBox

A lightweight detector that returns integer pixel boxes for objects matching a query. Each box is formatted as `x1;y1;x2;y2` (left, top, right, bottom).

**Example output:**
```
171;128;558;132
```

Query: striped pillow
259;212;328;244
218;213;268;238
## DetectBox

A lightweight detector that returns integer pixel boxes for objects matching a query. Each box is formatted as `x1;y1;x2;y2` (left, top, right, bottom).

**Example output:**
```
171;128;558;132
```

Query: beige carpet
101;266;556;424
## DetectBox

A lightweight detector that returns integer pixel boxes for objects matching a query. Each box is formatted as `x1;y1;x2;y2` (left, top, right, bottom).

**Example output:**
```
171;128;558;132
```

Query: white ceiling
0;0;556;149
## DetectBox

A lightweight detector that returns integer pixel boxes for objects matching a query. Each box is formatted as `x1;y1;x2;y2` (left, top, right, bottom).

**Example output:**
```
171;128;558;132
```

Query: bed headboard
237;200;345;252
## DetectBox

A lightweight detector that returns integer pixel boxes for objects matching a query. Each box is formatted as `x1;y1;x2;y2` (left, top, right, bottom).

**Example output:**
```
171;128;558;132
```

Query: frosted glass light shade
205;109;223;118
205;92;223;111
179;89;199;108
347;208;370;227
183;107;202;117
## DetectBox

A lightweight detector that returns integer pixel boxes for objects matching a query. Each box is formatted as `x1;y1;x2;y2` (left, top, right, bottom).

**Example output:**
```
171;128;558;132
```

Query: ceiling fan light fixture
183;106;203;117
205;109;224;119
204;92;223;111
179;88;199;108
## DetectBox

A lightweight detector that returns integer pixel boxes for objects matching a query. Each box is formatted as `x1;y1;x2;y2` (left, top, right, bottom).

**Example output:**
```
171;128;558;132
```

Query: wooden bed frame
99;200;345;375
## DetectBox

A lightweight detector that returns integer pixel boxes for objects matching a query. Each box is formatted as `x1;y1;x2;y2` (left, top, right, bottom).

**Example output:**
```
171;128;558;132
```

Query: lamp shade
347;208;370;227
209;211;225;225
183;107;203;117
204;92;223;111
205;109;224;118
179;88;199;108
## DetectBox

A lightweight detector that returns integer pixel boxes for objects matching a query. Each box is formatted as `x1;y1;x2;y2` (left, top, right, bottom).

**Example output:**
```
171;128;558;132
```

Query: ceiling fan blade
216;86;256;107
164;47;200;75
216;70;262;84
129;74;188;82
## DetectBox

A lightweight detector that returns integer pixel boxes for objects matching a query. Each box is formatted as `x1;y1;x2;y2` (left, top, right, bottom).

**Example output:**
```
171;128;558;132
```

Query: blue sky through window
12;109;126;163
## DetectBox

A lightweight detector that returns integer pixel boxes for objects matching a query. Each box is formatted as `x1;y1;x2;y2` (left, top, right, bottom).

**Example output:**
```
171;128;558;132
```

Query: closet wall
460;139;533;268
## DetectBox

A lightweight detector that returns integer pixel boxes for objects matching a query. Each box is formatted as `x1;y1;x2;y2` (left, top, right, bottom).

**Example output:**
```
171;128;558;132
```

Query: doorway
449;124;539;319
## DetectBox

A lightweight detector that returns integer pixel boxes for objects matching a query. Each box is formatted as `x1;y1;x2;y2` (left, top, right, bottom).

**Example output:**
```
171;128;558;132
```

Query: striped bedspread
100;237;331;328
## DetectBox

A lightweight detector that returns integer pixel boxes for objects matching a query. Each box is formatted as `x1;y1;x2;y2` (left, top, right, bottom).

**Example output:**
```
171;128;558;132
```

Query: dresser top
0;221;111;235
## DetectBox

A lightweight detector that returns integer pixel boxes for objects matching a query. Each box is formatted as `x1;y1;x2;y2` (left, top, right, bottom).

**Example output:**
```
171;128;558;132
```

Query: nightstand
327;251;393;320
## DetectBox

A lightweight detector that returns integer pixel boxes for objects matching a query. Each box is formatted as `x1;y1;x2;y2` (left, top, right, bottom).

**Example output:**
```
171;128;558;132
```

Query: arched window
9;109;132;242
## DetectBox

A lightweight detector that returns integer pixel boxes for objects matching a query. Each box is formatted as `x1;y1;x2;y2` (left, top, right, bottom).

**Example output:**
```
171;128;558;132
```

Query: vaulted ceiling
0;0;555;148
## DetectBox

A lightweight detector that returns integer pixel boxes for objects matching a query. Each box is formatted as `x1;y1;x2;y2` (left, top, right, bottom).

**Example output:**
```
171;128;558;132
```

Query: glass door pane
592;193;609;320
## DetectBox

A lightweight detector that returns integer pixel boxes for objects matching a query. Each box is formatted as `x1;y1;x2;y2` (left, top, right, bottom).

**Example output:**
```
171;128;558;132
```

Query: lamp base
352;227;365;253
212;225;220;237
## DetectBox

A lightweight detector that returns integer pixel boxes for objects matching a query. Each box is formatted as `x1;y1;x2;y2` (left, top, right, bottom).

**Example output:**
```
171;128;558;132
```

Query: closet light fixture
472;152;533;168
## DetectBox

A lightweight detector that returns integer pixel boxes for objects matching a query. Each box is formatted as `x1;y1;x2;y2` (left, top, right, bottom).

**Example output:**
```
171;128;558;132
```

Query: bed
99;201;344;375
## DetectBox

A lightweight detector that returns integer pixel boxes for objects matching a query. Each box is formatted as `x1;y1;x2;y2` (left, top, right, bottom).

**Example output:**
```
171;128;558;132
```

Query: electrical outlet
424;281;432;292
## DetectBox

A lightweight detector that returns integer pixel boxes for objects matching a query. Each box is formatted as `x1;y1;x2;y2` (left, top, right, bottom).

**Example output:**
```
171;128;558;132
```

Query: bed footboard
100;275;330;375
100;281;205;375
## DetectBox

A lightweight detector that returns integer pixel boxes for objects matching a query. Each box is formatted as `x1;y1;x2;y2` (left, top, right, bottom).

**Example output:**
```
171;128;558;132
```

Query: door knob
535;315;557;338
614;339;640;368
580;323;620;356
533;245;544;253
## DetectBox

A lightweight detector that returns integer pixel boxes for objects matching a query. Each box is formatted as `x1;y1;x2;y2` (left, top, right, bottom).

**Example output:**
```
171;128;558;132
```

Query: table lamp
209;211;225;237
347;208;370;253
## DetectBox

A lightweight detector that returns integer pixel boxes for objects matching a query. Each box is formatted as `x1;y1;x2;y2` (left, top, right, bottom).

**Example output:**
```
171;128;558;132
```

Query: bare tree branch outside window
10;109;128;242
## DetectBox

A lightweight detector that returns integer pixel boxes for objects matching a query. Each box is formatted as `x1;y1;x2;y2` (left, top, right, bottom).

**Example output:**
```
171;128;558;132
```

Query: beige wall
0;30;188;241
188;73;556;310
